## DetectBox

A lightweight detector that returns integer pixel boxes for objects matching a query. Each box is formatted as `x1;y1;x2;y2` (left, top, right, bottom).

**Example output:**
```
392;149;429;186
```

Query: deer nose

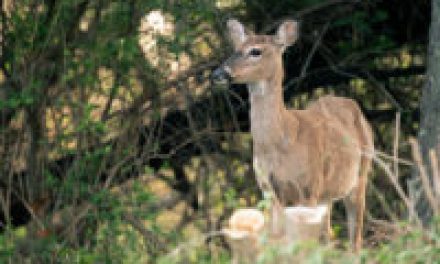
211;67;231;84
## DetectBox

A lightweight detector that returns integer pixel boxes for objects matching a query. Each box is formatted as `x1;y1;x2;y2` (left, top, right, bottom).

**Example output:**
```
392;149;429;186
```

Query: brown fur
216;19;374;252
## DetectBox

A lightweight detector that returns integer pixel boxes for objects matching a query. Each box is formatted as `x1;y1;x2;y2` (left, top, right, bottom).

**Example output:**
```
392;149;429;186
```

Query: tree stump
223;205;328;263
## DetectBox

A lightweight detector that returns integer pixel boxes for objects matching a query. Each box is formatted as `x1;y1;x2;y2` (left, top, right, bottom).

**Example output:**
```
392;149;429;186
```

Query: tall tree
412;0;440;224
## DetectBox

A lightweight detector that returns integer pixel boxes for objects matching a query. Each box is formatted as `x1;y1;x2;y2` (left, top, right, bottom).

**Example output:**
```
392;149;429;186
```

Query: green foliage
224;187;238;207
0;177;165;263
333;9;395;56
0;89;35;110
153;221;440;264
367;221;440;263
76;103;107;134
157;242;230;264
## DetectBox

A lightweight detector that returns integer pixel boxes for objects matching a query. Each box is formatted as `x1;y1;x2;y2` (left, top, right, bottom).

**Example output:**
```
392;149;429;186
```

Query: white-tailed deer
212;19;374;252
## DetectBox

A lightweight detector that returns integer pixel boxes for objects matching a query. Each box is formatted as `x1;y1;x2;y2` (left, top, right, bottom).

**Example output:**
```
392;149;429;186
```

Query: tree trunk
411;0;440;224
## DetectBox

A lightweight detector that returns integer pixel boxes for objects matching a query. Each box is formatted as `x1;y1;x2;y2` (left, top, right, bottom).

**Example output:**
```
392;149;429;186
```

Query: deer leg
259;184;284;238
343;182;365;252
323;202;333;242
270;199;284;238
253;158;284;237
343;193;356;249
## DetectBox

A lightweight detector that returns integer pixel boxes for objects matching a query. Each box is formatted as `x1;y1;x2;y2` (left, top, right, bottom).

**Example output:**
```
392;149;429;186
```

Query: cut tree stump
223;205;328;263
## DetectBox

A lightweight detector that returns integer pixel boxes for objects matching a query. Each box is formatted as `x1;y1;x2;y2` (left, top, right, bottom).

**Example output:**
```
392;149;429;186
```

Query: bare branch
409;138;439;215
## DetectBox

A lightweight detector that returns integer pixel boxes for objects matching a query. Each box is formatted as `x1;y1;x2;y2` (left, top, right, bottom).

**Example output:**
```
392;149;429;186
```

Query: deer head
211;19;299;85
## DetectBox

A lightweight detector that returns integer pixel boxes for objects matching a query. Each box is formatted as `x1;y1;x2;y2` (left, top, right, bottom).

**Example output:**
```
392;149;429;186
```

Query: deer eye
248;48;262;57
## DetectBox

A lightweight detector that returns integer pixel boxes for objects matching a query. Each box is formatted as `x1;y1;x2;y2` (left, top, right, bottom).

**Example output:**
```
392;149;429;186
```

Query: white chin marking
224;66;232;75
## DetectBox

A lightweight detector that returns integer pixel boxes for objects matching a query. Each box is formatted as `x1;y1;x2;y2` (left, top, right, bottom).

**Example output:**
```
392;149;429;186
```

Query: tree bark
411;0;440;224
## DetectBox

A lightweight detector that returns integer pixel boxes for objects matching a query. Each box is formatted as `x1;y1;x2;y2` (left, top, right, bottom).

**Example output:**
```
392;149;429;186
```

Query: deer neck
248;75;295;145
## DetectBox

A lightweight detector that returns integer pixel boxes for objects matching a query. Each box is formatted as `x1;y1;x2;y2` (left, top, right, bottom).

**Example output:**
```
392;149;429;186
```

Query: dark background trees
0;0;438;262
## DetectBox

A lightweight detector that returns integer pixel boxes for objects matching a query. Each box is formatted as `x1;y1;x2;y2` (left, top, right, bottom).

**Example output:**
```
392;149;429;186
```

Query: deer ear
227;19;248;50
275;20;299;50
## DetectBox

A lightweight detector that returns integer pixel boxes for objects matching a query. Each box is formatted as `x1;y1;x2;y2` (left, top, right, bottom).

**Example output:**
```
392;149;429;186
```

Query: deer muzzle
211;66;232;84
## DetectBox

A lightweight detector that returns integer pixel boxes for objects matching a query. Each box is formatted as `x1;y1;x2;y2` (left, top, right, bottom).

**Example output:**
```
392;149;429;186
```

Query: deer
211;19;374;252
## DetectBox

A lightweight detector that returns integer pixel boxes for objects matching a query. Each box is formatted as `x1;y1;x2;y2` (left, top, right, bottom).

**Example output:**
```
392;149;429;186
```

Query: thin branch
283;64;425;95
393;112;401;178
122;213;167;253
295;21;331;91
369;182;399;222
362;70;402;111
262;0;360;33
409;138;439;215
372;154;422;227
372;150;414;166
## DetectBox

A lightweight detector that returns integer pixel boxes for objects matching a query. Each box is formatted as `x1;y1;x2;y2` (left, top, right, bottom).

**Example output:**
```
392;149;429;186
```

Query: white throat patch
248;82;266;96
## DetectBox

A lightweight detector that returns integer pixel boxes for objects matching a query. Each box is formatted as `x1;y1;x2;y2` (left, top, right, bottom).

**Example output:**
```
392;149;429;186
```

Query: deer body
251;89;364;204
212;19;374;252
